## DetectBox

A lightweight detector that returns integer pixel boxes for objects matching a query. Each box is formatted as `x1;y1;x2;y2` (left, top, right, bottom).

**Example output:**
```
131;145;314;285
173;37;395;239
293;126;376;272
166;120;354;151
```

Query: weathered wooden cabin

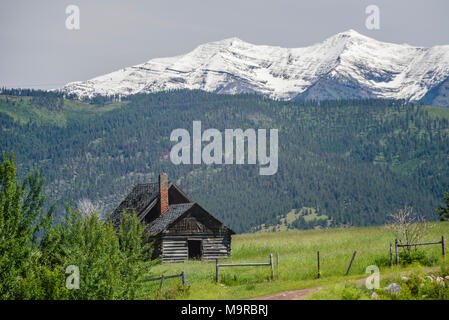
110;173;235;262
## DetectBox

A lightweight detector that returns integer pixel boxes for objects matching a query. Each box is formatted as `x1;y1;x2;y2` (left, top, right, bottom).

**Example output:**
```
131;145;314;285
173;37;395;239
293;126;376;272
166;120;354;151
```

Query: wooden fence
215;254;275;282
316;249;357;277
345;251;357;276
143;271;186;290
391;236;446;265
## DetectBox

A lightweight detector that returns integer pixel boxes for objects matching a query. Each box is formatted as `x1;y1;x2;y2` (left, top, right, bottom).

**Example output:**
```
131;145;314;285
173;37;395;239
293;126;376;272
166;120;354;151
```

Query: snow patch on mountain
61;30;449;102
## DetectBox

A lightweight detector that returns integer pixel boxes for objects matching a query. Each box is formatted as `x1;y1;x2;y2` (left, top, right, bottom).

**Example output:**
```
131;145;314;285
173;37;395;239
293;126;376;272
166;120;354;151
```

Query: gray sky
1;0;448;89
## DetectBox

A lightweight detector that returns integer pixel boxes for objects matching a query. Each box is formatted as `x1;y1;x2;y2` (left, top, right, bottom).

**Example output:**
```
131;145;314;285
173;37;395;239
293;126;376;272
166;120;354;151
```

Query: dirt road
249;286;322;300
250;267;439;300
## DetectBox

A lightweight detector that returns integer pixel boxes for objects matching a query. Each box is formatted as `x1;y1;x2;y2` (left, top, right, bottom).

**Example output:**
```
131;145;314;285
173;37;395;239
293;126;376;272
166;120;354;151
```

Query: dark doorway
188;240;202;259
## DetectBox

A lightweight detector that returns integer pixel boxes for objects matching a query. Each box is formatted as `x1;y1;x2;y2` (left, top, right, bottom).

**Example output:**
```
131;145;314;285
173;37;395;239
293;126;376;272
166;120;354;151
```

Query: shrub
15;262;70;300
377;268;449;300
150;282;191;300
399;249;435;266
341;284;364;300
0;153;153;300
0;152;54;299
373;255;391;267
39;208;153;299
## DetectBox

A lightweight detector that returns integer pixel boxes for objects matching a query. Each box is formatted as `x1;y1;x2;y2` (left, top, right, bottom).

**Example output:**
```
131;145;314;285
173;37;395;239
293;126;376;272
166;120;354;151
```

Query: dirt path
249;277;368;300
250;267;439;300
249;286;322;300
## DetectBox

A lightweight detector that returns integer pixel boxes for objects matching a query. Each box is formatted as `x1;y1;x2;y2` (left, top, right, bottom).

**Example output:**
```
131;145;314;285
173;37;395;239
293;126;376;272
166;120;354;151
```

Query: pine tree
436;192;449;221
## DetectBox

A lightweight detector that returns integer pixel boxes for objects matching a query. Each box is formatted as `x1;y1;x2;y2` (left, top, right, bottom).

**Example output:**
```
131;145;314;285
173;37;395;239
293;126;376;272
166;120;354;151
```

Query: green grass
146;222;449;300
306;263;440;300
0;95;126;126
254;207;329;232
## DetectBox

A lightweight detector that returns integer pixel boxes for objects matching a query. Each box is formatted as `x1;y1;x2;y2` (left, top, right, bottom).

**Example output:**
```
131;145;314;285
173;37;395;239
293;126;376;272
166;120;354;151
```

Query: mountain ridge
61;30;449;105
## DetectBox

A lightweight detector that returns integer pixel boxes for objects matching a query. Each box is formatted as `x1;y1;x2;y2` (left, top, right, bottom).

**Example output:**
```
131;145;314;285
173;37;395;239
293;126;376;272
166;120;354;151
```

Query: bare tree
387;205;432;253
77;198;105;219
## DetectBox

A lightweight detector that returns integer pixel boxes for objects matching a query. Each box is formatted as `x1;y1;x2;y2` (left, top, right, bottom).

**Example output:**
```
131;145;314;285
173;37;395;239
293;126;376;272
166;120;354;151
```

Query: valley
1;90;448;233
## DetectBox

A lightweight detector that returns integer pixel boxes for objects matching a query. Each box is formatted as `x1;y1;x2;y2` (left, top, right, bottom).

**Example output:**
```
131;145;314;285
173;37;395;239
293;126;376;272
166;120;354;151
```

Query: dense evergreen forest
1;89;449;233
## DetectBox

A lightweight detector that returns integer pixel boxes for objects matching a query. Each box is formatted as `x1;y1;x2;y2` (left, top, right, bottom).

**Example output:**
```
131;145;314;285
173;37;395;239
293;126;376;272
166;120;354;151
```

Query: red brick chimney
159;173;168;215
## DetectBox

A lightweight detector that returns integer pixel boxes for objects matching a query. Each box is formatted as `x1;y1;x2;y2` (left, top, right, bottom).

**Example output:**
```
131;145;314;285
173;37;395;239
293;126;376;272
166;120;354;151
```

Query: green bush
150;283;191;300
341;284;364;300
377;267;449;300
15;263;70;300
0;153;153;300
0;152;53;299
39;207;153;299
436;264;449;277
402;273;423;296
399;250;435;266
373;255;391;267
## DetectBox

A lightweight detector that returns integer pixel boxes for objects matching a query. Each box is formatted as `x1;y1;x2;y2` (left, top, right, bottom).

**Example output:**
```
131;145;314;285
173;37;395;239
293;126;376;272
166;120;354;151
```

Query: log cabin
110;173;235;262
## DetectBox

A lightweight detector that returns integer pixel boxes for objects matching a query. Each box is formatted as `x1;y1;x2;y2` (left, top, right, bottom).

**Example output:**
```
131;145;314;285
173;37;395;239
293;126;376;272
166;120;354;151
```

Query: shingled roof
145;203;195;236
110;182;160;228
110;175;235;237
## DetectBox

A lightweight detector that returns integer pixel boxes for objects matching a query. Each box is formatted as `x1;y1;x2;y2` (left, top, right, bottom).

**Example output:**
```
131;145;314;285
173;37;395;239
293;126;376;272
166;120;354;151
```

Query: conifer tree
436;192;449;221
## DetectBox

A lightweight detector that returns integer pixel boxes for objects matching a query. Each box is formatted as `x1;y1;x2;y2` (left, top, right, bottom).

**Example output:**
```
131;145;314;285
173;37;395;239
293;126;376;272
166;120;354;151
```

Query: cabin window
187;239;202;259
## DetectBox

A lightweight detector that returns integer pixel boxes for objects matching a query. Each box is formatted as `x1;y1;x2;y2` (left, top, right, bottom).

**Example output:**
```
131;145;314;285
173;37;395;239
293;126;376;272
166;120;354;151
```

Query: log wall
160;233;231;263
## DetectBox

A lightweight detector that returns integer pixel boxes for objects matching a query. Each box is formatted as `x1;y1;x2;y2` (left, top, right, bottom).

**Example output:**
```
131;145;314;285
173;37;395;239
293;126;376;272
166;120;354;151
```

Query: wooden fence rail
392;236;446;265
397;241;443;247
215;254;274;282
143;271;186;290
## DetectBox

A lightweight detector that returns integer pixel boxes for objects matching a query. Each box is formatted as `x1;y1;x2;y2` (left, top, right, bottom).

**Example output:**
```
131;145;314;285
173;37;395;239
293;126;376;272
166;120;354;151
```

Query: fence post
181;271;186;286
442;236;446;259
270;254;274;280
390;243;393;267
276;253;279;279
345;251;357;276
317;250;320;279
159;275;164;291
395;239;399;265
215;259;219;283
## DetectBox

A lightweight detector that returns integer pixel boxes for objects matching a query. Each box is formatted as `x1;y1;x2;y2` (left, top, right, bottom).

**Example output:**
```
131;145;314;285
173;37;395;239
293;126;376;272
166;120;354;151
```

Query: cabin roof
110;182;159;228
145;203;195;235
110;178;235;235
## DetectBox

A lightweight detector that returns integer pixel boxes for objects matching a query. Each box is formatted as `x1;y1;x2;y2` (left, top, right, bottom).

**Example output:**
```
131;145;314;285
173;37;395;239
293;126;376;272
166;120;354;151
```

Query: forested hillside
1;90;449;233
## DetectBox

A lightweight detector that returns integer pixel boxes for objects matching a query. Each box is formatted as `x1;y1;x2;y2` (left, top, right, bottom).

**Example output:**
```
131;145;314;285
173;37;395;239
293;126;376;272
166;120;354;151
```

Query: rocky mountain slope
62;30;449;105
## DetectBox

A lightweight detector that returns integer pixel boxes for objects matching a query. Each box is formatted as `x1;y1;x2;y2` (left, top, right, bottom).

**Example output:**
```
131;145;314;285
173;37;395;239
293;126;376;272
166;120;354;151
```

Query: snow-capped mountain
62;30;449;104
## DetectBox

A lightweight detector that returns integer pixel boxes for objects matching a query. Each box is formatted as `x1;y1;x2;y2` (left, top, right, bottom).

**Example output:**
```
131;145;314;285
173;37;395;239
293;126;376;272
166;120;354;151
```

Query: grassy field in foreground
146;222;449;300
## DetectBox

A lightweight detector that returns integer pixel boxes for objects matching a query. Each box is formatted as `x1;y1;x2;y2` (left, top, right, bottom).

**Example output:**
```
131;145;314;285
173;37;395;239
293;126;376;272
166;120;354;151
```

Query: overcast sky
1;0;449;89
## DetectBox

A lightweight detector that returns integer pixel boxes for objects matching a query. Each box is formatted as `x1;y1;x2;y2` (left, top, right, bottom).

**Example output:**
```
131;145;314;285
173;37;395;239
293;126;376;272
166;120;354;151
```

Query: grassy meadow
146;222;449;299
0;95;125;126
